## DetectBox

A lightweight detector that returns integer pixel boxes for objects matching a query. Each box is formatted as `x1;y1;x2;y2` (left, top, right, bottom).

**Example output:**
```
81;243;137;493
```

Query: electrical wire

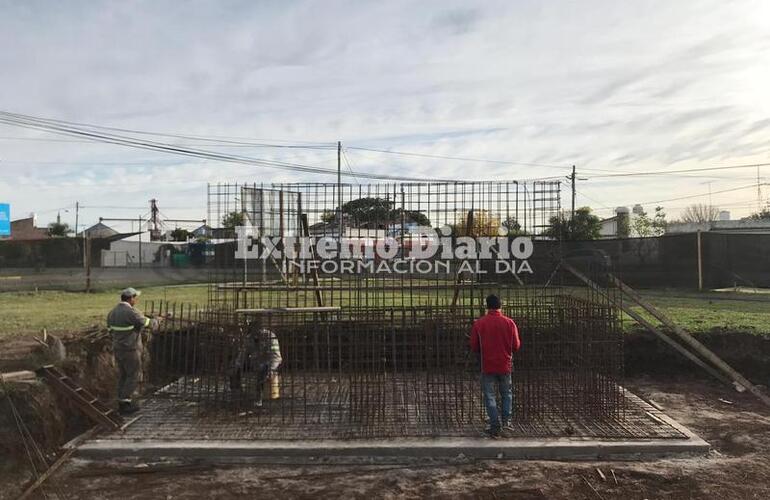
587;162;770;178
348;146;580;171
0;111;461;182
341;147;361;185
636;183;766;205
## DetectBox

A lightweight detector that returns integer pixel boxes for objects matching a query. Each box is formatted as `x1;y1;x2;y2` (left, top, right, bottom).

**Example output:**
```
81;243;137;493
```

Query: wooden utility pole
337;141;342;244
85;236;92;292
138;215;143;268
696;230;703;291
74;201;79;239
570;165;576;221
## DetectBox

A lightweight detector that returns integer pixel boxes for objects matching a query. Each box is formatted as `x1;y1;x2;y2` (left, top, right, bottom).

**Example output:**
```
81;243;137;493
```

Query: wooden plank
17;426;100;500
608;273;770;407
300;213;325;308
36;366;122;429
451;210;474;308
561;261;732;386
236;307;341;314
0;370;36;382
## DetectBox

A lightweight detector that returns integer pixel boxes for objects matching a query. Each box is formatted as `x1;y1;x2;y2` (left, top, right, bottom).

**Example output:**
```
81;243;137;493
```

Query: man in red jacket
469;294;521;436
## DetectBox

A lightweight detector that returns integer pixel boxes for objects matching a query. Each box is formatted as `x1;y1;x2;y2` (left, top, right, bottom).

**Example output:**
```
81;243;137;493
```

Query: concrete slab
73;382;709;461
75;407;709;461
75;433;709;461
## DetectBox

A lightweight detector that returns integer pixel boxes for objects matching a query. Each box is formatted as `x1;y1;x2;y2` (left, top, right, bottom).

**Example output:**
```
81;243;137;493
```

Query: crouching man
469;294;521;436
228;324;282;406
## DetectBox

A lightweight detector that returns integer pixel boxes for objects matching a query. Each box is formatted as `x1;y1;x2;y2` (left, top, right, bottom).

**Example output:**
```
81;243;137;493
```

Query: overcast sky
1;0;769;231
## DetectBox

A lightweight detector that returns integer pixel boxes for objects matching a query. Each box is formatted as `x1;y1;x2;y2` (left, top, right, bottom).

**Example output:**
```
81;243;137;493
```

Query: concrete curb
75;434;709;461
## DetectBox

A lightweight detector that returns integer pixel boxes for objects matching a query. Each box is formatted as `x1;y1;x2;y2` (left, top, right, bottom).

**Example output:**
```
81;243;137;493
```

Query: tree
343;197;393;225
170;228;191;241
543;207;601;241
631;206;667;237
401;210;430;226
325;197;431;228
47;221;72;237
681;204;719;224
502;217;527;236
320;209;337;224
221;211;245;229
452;210;501;236
745;208;770;221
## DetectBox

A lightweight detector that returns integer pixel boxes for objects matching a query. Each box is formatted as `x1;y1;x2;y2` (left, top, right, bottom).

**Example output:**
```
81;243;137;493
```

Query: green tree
502;216;527;236
47;221;72;237
343;197;394;226
170;228;191;241
221;211;245;229
330;197;431;227
746;208;770;221
320;209;337;224
543;207;601;240
401;209;430;226
631;206;667;237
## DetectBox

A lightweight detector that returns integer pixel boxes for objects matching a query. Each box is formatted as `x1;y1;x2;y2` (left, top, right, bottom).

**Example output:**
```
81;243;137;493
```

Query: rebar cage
147;180;627;439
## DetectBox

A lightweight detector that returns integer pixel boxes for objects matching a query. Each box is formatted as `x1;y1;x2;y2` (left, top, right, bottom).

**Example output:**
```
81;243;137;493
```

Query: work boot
118;400;140;415
484;425;500;437
502;419;512;430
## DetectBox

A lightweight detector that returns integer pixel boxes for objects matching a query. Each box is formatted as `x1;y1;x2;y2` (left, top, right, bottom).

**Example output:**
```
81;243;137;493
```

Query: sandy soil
30;376;768;500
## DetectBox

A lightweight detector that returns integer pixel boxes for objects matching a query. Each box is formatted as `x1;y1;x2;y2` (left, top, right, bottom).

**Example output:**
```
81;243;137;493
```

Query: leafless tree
681;203;719;223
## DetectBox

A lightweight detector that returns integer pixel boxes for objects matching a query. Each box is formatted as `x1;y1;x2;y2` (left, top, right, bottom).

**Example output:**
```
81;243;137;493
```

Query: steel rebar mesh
142;180;632;438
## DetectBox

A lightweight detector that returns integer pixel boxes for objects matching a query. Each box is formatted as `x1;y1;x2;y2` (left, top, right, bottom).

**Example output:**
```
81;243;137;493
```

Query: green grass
2;285;769;339
626;291;770;335
0;285;209;338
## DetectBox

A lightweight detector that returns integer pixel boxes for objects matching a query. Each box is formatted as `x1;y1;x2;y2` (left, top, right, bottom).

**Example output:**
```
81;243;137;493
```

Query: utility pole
337;141;342;245
569;165;576;221
74;201;79;238
138;215;142;268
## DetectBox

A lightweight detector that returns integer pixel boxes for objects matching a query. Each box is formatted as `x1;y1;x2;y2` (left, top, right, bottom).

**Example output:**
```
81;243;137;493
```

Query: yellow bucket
269;374;280;400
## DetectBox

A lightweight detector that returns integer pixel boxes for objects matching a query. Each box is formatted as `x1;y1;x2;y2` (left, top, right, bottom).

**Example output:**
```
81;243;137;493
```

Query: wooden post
609;272;770;407
451;210;474;308
85;236;92;293
562;262;731;385
300;213;324;308
696;230;703;291
562;259;770;407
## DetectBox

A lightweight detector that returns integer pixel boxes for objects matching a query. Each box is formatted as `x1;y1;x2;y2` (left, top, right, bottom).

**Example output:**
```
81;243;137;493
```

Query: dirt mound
0;328;120;493
625;328;770;382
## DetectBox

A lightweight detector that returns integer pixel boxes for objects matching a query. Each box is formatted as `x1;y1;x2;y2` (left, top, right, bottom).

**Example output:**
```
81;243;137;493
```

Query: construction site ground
45;377;770;499
2;293;770;499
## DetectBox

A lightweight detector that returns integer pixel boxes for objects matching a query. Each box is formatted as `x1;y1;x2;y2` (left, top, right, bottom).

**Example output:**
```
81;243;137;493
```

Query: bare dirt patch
2;327;770;499
41;377;770;500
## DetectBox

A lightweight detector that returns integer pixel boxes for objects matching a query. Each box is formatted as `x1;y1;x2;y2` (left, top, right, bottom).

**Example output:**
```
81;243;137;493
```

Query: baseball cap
121;287;141;298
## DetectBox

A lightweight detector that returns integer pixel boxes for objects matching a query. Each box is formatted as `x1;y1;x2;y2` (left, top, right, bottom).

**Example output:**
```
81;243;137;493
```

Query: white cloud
0;0;769;227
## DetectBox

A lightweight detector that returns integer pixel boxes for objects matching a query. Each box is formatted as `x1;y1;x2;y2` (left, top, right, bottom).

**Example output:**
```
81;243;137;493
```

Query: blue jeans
481;373;512;429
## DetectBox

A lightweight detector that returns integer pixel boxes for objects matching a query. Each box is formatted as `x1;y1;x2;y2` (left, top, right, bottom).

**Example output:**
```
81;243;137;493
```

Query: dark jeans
481;373;512;429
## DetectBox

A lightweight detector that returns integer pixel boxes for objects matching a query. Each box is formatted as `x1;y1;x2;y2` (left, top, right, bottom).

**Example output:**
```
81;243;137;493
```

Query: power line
630;183;766;205
0;134;337;149
348;146;581;171
347;146;760;180
587;162;770;178
0;111;460;182
341;147;361;185
564;181;612;210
